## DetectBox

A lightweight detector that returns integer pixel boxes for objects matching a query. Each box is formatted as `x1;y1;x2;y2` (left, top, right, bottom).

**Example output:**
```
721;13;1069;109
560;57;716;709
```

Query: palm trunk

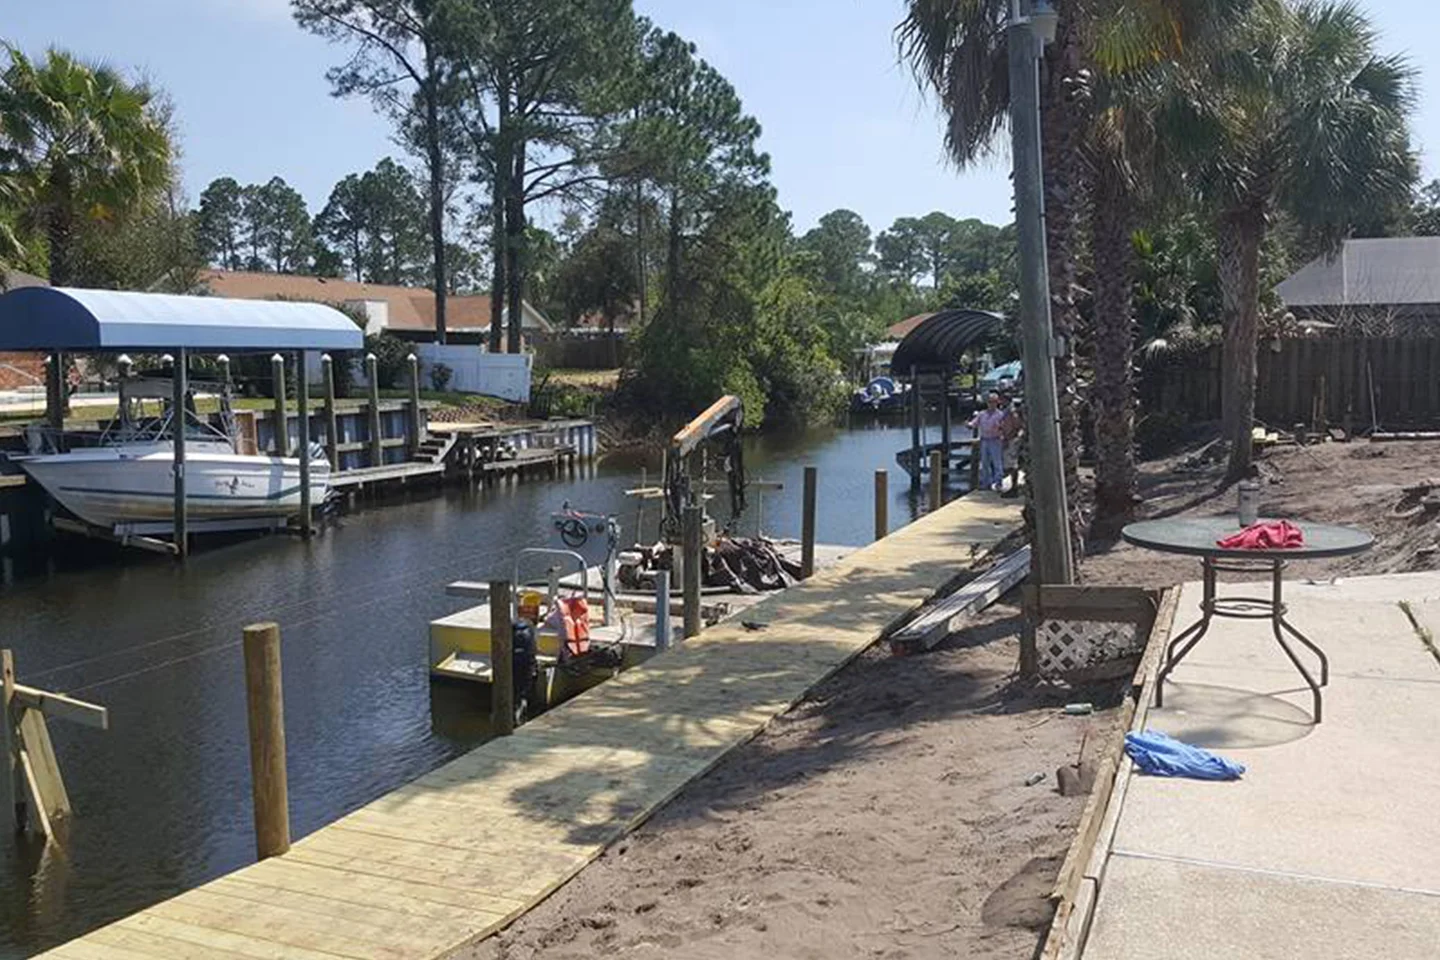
1041;0;1089;560
504;138;526;354
422;48;448;344
1220;203;1265;479
45;205;75;287
489;75;511;354
1090;163;1138;519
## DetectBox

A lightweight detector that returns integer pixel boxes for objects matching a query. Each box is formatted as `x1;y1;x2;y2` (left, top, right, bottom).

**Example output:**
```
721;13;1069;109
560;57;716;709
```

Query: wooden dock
329;460;448;490
37;493;1022;960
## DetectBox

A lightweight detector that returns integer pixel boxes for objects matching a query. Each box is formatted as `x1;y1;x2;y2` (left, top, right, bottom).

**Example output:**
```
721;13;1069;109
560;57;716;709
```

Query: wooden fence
1140;336;1440;430
534;332;627;370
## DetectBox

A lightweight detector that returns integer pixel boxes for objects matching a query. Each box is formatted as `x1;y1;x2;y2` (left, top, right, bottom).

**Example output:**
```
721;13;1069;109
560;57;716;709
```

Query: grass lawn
543;368;620;389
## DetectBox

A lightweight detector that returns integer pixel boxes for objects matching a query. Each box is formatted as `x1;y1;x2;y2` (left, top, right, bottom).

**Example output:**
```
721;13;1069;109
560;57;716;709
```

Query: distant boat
13;375;328;532
850;376;910;414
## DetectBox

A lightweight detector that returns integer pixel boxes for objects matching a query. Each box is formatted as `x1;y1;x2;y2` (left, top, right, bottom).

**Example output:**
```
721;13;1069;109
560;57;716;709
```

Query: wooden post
969;438;981;491
682;503;703;639
270;354;288;458
929;450;943;512
45;353;63;434
406;353;422;458
2;650;16;835
365;353;383;467
489;581;514;736
295;351;312;539
909;366;922;490
172;347;188;559
654;570;672;651
874;469;888;542
241;623;289;859
321;354;339;470
801;465;817;579
940;367;952;483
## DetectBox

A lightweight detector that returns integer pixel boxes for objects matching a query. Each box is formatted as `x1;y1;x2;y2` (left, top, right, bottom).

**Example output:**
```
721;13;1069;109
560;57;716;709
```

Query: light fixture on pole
1007;0;1075;585
1029;0;1059;45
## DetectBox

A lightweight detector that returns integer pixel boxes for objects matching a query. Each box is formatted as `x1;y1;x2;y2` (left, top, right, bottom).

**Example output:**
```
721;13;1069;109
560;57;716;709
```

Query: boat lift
0;286;362;558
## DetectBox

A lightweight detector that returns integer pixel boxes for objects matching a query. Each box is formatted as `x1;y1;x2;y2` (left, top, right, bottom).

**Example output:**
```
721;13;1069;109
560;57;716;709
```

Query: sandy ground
1082;438;1440;587
459;604;1125;960
457;436;1434;960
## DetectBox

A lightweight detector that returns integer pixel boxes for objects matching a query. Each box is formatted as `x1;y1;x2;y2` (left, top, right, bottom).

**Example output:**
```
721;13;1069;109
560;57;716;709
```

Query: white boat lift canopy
0;286;365;559
0;286;363;352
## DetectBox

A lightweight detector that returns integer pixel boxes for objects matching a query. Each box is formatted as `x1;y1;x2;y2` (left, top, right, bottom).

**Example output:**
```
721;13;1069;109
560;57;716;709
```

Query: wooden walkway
39;493;1022;960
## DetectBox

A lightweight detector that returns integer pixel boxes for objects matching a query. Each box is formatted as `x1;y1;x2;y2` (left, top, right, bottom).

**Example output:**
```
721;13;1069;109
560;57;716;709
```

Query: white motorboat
14;374;330;533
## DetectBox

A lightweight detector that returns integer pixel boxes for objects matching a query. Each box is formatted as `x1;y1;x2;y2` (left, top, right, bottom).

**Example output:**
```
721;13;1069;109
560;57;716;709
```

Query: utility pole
1008;0;1074;584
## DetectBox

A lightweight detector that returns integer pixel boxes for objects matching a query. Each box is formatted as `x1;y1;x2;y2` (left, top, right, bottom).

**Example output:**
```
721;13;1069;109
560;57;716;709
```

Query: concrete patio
1082;571;1440;960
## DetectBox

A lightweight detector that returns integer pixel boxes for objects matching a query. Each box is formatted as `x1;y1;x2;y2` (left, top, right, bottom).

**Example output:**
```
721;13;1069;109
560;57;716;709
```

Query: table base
1157;557;1329;723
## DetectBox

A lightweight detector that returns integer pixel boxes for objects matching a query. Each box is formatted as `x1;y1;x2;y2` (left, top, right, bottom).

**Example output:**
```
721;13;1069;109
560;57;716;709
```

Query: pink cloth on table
1216;520;1304;550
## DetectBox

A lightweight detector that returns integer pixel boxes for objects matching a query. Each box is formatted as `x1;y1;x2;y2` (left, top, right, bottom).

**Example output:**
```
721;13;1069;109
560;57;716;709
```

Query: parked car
978;360;1022;396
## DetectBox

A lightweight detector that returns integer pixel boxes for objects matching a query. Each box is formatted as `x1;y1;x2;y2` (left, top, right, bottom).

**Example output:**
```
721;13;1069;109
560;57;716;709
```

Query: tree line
3;1;1437;447
901;0;1421;531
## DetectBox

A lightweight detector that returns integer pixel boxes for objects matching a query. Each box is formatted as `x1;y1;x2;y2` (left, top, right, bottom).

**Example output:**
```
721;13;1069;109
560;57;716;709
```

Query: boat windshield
99;377;237;449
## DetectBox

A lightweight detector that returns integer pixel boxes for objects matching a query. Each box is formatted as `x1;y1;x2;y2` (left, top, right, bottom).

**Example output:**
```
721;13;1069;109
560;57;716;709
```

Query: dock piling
270;355;288;458
682;504;703;639
909;365;922;491
874;469;888;542
406;353;422;458
241;623;290;859
928;450;943;512
365;353;383;468
801;466;817;579
321;354;339;470
490;581;515;735
295;351;311;538
173;347;188;558
654;570;672;651
940;367;952;483
3;650;16;835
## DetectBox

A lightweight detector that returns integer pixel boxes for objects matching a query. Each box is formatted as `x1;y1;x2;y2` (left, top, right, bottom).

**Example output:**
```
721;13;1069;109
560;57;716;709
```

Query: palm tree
1157;0;1415;478
0;47;172;285
899;0;1088;551
898;0;1248;535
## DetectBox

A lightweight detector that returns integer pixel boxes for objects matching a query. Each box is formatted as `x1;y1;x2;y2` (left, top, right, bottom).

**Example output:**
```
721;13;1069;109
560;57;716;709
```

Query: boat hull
18;447;330;530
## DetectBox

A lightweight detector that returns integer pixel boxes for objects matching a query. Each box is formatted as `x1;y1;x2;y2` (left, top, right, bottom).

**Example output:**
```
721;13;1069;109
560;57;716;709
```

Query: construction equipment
662;395;746;540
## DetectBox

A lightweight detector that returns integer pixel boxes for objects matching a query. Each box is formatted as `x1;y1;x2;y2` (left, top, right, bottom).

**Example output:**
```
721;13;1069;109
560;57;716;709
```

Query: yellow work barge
39;493;1022;960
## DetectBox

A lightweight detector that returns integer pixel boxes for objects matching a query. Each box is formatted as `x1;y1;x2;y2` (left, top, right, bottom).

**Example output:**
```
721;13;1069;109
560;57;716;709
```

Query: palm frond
896;0;1011;166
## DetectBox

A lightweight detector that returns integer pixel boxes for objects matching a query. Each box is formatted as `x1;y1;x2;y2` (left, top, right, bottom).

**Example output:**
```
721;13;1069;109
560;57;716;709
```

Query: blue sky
6;0;1437;237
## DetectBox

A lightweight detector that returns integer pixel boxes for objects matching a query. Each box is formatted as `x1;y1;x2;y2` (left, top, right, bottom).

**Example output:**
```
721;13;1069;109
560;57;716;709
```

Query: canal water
0;421;936;956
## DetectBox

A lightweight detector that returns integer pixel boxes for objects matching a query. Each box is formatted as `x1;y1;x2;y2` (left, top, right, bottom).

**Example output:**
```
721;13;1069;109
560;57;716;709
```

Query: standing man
968;391;1007;491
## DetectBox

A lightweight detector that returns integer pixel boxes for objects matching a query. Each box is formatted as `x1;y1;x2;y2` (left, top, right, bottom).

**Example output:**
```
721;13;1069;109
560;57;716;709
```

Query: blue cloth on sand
1124;729;1246;780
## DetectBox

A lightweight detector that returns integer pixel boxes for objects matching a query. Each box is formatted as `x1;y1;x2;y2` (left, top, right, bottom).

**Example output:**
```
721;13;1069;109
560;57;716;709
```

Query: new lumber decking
37;492;1021;960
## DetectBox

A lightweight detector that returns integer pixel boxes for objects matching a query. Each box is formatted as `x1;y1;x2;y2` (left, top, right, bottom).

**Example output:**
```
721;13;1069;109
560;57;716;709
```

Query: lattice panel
1036;618;1146;679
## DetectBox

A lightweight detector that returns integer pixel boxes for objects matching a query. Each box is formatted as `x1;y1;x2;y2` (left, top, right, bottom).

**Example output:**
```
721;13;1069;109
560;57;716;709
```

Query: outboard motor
510;619;538;721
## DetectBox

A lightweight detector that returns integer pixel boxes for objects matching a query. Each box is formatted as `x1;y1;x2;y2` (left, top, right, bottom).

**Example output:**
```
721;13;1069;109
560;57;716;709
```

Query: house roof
0;287;363;351
198;270;552;333
888;312;936;341
1276;238;1440;308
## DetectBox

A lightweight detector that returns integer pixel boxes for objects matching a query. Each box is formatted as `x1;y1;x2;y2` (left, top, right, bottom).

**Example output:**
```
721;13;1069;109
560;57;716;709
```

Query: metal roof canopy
0;286;364;352
891;308;1007;373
